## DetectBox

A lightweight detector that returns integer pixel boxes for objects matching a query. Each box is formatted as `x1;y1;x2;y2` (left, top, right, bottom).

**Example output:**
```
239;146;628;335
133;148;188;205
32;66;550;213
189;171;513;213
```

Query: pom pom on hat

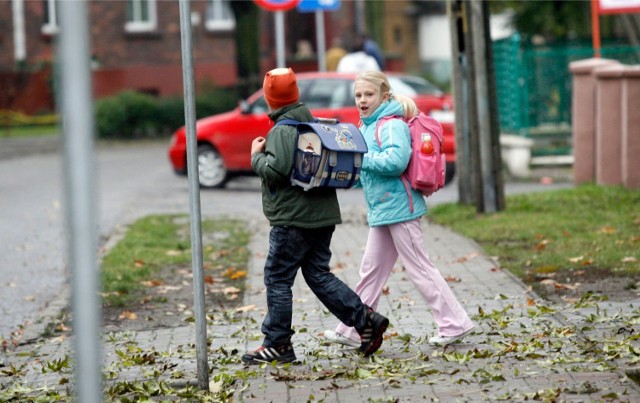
263;67;300;110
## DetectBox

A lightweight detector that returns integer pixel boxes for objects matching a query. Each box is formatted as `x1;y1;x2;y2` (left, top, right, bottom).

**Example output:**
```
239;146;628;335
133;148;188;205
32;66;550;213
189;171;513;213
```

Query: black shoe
242;342;296;365
359;309;389;356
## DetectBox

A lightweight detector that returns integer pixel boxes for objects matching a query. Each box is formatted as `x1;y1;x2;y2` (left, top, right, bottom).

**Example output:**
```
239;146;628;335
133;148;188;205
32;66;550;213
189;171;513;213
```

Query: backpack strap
374;115;400;147
274;118;301;127
374;115;415;214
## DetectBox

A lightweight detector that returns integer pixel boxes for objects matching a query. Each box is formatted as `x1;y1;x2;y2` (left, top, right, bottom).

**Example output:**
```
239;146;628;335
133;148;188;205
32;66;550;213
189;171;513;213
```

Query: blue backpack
275;118;368;191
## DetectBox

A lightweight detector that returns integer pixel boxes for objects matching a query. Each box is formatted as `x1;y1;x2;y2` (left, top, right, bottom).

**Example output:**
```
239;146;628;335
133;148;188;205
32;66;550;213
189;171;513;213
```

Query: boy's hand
251;137;266;156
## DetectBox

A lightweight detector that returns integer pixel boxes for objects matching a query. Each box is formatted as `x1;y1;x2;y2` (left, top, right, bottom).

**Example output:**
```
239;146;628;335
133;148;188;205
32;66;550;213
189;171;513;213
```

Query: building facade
1;0;424;115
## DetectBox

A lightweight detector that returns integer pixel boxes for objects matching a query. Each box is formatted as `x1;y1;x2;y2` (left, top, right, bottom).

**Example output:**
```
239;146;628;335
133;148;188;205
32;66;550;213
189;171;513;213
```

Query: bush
95;91;159;139
95;85;238;140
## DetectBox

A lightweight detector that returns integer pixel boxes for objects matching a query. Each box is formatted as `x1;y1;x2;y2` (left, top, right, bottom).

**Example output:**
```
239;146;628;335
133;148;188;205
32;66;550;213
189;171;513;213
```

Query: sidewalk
1;211;639;401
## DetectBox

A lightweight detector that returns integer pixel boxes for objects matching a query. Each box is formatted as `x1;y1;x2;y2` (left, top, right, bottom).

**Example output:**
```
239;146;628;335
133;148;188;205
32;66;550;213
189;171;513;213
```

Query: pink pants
336;219;474;341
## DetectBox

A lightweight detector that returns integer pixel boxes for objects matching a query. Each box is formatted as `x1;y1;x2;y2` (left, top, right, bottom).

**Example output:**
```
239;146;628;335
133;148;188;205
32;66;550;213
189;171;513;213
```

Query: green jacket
251;103;342;228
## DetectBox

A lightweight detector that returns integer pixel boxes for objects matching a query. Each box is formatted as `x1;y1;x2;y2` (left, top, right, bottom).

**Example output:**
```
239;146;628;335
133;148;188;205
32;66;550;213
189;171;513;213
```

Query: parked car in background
168;72;456;188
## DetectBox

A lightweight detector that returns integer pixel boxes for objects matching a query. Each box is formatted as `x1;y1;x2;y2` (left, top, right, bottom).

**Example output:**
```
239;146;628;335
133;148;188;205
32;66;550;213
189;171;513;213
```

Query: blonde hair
355;71;419;119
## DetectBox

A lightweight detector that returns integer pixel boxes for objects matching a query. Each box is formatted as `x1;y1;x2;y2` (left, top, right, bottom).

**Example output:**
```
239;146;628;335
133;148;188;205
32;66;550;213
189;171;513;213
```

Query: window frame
125;0;158;33
205;0;235;32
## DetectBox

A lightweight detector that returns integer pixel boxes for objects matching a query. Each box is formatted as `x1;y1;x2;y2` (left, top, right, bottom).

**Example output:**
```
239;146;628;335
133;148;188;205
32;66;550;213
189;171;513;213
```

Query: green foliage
94;84;238;140
429;184;640;279
94;91;159;139
490;0;630;43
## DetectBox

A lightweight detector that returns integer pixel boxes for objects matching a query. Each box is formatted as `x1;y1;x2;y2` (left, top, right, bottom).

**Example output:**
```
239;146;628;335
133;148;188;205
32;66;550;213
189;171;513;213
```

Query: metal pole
471;0;496;213
275;11;286;67
57;1;102;401
448;0;474;205
315;10;326;72
178;0;209;390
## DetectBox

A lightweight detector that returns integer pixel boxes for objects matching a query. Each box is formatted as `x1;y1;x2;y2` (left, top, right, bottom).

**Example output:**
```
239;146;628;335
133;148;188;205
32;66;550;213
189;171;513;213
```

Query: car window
251;96;269;114
394;76;444;96
388;77;418;97
301;79;350;109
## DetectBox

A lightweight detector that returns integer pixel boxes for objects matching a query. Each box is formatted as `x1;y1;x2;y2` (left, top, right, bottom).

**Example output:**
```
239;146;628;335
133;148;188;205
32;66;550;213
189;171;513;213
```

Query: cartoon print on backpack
276;118;368;190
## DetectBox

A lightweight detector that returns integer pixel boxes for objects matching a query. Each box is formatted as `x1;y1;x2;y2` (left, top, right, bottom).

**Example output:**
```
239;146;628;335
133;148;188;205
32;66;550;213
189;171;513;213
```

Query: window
302;79;350;109
205;0;235;31
41;0;59;35
125;0;157;33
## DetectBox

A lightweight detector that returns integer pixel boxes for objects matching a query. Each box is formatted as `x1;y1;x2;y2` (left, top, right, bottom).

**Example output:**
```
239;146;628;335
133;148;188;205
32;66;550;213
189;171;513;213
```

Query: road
0;140;572;341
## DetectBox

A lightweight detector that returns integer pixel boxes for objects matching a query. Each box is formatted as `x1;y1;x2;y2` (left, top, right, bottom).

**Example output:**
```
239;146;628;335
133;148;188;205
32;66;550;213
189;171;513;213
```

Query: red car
168;72;455;188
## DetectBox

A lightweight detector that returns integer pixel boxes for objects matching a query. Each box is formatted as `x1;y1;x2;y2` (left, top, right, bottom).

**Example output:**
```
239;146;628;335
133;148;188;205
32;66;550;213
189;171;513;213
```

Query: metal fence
492;34;640;138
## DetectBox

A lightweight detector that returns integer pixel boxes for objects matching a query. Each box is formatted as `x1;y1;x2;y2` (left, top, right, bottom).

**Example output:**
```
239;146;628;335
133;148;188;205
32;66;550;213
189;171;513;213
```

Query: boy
243;67;389;364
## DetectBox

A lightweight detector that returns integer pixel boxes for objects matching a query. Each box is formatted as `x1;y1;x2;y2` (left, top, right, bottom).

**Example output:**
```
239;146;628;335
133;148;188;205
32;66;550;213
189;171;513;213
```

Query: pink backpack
375;113;446;211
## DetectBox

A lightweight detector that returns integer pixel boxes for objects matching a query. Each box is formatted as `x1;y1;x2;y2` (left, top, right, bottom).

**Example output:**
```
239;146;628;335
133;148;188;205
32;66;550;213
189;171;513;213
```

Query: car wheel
197;144;228;188
445;162;456;185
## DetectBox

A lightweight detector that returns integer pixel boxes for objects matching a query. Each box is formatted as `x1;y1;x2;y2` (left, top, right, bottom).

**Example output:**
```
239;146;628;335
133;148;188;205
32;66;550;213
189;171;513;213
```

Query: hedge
95;86;238;140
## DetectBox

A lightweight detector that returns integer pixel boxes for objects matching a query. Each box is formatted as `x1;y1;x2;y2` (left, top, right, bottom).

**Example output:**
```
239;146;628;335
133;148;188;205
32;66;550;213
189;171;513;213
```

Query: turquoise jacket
360;99;427;227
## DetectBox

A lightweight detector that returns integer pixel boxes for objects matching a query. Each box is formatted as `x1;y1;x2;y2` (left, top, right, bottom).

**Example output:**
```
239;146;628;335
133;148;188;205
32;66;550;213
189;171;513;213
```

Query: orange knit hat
263;67;300;110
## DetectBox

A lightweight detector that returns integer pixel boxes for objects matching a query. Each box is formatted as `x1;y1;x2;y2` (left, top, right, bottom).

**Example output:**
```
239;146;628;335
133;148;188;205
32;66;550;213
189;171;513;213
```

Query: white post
315;10;326;72
275;11;286;67
12;0;26;62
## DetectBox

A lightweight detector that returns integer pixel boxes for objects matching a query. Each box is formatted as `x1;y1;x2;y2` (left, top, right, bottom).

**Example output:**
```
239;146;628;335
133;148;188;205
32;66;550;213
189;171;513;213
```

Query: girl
324;71;474;348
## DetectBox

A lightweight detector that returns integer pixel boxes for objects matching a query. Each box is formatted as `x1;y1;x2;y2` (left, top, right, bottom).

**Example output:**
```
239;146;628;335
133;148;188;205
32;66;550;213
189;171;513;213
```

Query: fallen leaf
445;275;461;282
209;379;223;394
165;250;182;256
236;304;256;313
382;286;390;295
622;256;637;263
454;252;480;263
534;239;551;251
568;256;584;263
156;285;182;294
527;298;536;306
204;275;216;284
230;270;247;280
599;225;616;234
140;279;164;287
118;311;138;320
223;286;241;295
133;259;145;268
56;323;72;332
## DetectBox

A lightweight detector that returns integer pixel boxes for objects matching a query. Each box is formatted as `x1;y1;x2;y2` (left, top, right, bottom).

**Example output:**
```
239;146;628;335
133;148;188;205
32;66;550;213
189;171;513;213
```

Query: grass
101;214;250;307
429;184;640;280
1;124;58;138
100;185;639;307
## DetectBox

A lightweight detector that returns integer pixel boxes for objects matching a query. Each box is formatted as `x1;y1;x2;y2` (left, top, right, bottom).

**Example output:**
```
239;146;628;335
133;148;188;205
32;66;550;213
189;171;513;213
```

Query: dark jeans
261;225;369;347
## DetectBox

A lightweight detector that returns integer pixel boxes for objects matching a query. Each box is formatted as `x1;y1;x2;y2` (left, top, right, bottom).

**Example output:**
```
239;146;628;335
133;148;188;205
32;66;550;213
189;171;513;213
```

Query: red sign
254;0;301;12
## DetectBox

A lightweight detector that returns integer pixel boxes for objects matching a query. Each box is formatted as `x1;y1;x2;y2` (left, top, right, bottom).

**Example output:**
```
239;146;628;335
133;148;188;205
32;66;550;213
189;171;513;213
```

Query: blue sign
297;0;340;13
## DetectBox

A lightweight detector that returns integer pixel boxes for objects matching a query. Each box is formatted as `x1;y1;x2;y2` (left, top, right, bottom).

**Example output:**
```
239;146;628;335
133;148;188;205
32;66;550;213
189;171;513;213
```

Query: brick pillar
621;66;640;189
594;64;625;186
569;58;620;185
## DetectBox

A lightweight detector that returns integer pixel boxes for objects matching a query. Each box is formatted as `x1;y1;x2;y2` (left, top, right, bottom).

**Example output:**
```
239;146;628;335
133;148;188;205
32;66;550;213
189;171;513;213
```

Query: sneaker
242;342;296;365
428;327;474;347
359;309;389;356
324;330;360;348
